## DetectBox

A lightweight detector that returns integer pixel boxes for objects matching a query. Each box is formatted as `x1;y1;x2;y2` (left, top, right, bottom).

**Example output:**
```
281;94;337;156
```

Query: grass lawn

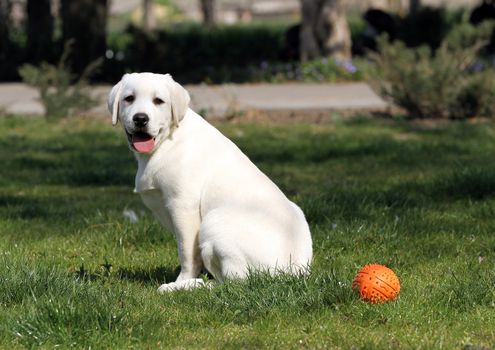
0;115;494;349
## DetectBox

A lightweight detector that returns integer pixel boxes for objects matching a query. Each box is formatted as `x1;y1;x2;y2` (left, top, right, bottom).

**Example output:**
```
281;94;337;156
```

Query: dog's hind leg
198;207;293;282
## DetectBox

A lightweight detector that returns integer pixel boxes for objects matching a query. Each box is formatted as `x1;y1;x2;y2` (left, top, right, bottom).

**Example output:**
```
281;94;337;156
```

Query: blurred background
2;0;495;120
0;0;488;81
4;4;495;349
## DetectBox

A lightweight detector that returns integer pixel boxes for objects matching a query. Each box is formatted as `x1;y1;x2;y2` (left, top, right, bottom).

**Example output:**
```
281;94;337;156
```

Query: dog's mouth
126;131;156;153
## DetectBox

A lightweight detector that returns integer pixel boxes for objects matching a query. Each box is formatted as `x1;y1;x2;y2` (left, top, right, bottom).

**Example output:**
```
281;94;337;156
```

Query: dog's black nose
133;113;149;127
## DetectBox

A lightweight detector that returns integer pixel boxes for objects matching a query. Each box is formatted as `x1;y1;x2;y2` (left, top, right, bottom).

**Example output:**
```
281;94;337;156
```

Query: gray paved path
0;82;388;118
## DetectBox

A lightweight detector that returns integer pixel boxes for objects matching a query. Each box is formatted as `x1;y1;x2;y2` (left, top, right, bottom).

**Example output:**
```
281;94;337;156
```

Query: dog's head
107;73;190;154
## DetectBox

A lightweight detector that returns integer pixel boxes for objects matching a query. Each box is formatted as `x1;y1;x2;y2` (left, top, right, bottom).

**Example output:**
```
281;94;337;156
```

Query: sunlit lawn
0;115;494;349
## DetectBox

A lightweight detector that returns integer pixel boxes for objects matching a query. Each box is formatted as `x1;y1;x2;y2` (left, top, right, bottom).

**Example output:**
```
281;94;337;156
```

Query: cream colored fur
107;73;313;292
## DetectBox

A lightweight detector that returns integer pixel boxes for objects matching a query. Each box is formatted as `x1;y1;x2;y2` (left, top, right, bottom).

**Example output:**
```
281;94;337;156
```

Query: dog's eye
124;95;135;103
153;97;165;105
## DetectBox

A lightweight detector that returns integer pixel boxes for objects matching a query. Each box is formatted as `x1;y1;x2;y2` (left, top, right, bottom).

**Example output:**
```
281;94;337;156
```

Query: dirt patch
220;107;391;124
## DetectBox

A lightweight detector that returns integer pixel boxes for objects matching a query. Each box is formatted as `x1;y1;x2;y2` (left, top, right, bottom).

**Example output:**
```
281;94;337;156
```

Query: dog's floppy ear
165;74;190;128
107;76;126;126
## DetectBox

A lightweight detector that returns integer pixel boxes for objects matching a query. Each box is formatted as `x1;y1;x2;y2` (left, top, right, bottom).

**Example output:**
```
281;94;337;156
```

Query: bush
18;42;100;120
250;58;366;83
369;22;495;119
104;23;288;83
104;22;370;84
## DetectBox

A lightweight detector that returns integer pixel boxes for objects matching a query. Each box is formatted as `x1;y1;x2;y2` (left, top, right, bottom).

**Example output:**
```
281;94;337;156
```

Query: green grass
1;116;494;349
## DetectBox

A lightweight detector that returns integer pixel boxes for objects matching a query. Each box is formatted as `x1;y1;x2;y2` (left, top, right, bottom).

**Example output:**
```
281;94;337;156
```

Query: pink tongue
132;134;155;153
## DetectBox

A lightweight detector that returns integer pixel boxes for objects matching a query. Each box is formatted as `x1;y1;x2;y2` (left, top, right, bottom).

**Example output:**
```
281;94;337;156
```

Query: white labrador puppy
107;73;312;292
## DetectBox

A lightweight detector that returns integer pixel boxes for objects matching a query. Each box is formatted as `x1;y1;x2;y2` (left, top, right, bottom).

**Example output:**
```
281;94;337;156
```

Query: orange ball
352;264;400;304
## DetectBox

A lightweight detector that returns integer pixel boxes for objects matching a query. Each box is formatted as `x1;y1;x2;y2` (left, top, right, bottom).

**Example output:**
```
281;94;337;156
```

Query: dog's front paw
157;278;210;293
157;282;180;293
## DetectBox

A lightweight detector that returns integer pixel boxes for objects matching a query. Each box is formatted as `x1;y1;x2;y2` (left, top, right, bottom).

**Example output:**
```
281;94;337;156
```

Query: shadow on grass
117;265;181;285
0;193;90;220
74;264;181;285
0;129;135;187
302;166;495;225
3;118;495;234
430;167;495;200
242;135;468;166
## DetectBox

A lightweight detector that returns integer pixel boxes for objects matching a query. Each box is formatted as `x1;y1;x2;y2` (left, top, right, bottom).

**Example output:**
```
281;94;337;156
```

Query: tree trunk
409;0;420;14
27;0;54;63
0;0;10;42
142;0;155;32
60;0;108;76
200;0;216;29
300;0;351;62
0;0;12;78
300;0;321;61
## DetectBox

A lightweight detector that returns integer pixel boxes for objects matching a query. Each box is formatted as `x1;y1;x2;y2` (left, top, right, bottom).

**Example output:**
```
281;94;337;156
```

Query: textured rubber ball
352;264;400;304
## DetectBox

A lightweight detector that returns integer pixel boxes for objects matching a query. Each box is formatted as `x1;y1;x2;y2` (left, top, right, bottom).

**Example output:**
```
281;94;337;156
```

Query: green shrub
105;23;288;83
369;22;495;119
250;58;366;83
18;42;100;120
104;21;371;84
